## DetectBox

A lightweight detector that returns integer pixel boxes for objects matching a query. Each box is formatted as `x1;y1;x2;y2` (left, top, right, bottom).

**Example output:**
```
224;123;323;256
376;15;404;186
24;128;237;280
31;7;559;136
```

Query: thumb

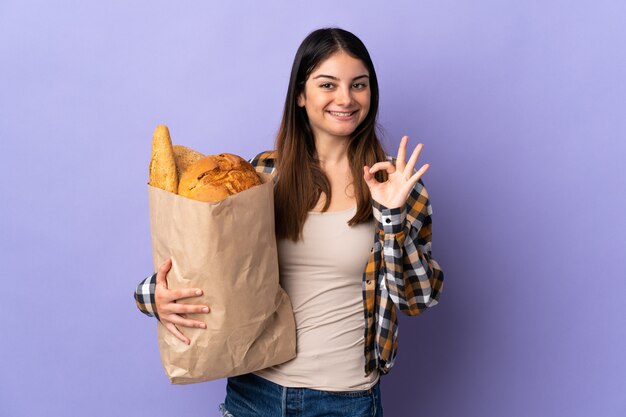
156;257;172;289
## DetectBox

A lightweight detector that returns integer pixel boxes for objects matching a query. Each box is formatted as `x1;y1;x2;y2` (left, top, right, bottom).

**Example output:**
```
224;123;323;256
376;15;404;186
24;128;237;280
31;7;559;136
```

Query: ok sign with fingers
363;136;430;210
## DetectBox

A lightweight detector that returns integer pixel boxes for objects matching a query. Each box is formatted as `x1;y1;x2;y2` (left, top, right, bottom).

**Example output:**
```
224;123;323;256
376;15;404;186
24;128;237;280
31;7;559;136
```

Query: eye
320;83;334;89
352;83;368;89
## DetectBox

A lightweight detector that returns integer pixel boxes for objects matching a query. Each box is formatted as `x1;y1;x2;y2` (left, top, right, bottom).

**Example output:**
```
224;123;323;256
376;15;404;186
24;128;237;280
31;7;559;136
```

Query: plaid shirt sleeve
372;175;444;315
249;150;278;177
133;151;277;320
134;273;159;320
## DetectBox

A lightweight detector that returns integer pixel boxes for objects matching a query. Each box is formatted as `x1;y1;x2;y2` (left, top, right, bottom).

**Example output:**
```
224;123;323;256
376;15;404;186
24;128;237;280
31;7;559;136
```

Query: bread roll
178;153;261;202
149;125;178;193
173;145;204;180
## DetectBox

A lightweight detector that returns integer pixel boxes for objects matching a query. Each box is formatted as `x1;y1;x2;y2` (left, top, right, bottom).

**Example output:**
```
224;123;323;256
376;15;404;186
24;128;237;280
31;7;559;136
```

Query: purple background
1;1;625;416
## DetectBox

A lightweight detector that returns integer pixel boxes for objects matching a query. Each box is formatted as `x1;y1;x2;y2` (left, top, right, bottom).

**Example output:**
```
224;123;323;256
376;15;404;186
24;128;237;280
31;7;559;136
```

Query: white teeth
329;111;354;117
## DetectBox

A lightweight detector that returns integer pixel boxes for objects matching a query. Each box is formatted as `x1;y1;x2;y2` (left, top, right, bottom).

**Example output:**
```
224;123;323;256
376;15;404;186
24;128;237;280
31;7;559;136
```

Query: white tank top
254;205;379;391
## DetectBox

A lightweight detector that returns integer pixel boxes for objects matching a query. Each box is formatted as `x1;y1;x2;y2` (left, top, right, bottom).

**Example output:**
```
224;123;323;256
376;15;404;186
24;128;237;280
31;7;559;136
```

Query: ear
297;91;306;108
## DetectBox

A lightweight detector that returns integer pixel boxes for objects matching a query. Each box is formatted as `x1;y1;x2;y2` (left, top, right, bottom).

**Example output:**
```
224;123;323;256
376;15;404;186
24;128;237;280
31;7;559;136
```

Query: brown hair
274;28;388;241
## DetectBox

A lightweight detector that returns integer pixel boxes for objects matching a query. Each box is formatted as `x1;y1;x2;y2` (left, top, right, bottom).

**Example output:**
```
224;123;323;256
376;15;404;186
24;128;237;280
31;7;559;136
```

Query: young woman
135;27;444;417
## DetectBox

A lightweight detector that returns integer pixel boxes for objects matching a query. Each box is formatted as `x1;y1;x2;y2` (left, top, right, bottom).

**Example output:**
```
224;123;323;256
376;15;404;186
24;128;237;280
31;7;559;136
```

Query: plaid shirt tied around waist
134;151;444;377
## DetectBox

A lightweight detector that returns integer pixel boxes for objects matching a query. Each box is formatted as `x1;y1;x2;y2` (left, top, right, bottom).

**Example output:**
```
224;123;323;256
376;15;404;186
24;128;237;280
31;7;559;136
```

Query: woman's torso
254;203;379;391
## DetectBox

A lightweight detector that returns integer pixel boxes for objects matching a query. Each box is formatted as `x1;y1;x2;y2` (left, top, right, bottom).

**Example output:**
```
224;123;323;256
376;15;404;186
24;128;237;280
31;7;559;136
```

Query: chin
331;124;360;136
330;130;357;139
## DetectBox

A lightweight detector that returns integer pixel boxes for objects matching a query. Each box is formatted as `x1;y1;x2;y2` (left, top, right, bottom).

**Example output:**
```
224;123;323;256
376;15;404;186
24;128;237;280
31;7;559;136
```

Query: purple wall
1;1;625;416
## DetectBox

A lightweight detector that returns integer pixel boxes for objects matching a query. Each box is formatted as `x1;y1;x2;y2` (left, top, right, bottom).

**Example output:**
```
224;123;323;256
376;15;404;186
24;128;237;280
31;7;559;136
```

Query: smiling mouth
328;110;357;117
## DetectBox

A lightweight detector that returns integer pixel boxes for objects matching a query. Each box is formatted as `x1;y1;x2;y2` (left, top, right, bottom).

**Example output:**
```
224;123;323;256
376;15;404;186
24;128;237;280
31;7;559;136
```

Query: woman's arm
363;137;444;315
133;259;210;344
373;178;444;315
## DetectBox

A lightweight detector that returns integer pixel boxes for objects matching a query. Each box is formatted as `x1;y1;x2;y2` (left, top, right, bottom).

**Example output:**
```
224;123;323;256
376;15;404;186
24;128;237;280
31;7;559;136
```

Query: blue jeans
219;372;383;417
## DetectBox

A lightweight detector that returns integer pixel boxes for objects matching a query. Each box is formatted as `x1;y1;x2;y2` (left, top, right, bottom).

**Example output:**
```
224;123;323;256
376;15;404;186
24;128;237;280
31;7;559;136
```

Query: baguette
149;125;178;193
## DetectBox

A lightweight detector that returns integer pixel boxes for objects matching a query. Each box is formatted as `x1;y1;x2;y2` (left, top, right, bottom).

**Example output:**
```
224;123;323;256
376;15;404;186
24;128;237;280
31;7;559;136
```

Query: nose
334;84;354;106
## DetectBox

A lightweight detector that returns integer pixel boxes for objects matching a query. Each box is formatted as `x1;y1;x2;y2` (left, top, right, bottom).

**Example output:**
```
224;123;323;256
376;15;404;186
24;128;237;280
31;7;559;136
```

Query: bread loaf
178;153;261;202
173;145;204;180
149;125;178;193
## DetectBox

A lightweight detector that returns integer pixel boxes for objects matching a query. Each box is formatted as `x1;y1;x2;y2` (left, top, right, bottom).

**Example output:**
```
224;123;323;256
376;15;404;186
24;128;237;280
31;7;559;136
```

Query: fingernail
196;290;202;296
203;307;209;313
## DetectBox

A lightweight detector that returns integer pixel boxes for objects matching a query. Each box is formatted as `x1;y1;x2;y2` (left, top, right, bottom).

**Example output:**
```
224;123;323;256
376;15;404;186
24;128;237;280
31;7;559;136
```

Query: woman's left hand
363;136;430;209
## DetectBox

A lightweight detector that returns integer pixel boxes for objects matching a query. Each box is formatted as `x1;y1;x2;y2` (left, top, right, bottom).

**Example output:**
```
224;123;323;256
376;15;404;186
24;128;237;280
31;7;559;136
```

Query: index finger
170;287;205;302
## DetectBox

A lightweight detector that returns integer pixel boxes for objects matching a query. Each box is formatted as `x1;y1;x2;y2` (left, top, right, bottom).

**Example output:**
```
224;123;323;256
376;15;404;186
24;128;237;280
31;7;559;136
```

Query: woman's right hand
155;257;210;345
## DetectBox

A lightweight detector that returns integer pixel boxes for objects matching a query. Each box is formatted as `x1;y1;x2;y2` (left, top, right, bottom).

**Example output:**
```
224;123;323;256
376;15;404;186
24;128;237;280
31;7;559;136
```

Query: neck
314;133;349;167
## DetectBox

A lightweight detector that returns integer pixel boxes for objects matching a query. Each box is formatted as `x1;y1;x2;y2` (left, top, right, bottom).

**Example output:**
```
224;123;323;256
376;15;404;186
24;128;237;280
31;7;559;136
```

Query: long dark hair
274;28;388;241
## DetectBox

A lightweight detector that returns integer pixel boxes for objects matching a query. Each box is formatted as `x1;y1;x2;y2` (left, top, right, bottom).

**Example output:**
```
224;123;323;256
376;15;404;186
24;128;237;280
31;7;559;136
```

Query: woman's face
298;51;371;142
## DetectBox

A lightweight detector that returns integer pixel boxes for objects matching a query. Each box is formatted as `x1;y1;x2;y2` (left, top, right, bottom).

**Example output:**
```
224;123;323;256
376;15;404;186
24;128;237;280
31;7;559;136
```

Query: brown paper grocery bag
148;172;296;384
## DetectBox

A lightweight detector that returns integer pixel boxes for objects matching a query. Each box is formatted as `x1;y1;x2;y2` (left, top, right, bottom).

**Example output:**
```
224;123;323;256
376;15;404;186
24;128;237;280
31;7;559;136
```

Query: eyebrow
312;74;370;81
